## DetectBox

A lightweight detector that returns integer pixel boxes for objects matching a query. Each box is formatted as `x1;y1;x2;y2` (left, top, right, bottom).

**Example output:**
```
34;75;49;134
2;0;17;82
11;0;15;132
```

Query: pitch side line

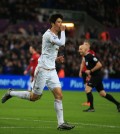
0;117;120;129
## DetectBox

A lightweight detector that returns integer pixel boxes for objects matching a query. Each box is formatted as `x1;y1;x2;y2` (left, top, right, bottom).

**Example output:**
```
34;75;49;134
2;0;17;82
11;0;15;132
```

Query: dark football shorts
87;75;104;92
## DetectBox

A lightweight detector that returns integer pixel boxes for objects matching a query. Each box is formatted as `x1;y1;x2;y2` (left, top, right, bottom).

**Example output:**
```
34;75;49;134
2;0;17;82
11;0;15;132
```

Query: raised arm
50;25;66;46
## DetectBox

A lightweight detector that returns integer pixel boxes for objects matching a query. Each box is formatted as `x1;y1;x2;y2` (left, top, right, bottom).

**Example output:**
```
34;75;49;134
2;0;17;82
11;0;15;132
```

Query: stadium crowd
0;33;120;78
0;0;120;27
0;0;120;78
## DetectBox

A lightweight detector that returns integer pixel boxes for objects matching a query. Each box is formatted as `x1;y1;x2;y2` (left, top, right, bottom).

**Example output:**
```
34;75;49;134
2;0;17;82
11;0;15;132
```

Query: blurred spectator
58;64;65;78
27;24;38;36
100;31;110;41
0;0;120;27
103;66;109;79
3;58;13;74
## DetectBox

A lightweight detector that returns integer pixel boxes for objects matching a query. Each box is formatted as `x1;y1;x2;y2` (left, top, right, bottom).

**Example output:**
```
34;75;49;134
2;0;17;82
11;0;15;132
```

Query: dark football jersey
84;53;101;76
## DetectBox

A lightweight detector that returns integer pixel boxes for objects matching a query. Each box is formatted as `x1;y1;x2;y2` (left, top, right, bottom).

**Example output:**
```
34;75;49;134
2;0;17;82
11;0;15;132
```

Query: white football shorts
32;66;61;95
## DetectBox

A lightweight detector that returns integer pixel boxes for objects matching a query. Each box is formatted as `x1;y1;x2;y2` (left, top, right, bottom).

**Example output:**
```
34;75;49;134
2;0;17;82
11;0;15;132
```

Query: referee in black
79;44;120;112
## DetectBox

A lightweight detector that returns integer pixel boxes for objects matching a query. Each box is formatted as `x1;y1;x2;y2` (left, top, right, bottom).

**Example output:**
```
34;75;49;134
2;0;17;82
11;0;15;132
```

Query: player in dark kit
79;44;120;112
79;41;96;106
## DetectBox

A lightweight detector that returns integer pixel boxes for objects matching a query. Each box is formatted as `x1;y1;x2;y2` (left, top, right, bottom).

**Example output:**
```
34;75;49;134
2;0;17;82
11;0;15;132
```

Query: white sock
10;91;30;100
54;99;64;125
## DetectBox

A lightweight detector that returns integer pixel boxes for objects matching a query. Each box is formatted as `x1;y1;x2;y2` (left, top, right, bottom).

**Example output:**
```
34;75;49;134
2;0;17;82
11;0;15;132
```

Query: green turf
0;90;120;134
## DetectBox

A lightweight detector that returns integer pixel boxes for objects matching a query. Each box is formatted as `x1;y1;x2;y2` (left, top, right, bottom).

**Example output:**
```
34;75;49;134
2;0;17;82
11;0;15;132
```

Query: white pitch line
0;126;83;129
0;117;120;129
73;122;120;128
0;126;53;129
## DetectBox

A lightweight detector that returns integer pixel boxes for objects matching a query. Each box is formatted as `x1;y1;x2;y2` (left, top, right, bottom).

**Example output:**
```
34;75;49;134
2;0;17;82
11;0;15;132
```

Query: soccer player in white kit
1;14;75;130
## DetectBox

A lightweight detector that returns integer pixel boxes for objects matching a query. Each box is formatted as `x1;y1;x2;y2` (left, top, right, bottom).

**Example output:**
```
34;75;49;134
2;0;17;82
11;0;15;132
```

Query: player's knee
55;94;63;100
85;85;92;93
52;87;63;100
99;93;104;97
85;88;90;93
99;91;106;97
60;94;63;100
30;94;42;102
30;97;39;102
57;94;63;100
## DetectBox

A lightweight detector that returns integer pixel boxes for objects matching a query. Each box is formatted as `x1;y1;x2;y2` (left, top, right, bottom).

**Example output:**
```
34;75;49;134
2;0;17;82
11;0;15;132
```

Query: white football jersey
38;29;65;69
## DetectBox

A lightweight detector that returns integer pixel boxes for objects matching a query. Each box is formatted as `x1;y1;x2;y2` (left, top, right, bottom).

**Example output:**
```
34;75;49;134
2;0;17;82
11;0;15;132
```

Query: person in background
79;44;120;112
24;44;40;91
79;40;95;106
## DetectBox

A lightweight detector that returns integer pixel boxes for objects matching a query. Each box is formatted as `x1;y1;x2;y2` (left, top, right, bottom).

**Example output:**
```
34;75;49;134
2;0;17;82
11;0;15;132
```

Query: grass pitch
0;89;120;134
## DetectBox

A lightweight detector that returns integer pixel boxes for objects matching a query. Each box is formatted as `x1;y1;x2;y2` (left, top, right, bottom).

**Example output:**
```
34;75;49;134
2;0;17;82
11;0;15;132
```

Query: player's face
54;18;62;32
29;46;33;54
79;46;83;55
79;45;86;56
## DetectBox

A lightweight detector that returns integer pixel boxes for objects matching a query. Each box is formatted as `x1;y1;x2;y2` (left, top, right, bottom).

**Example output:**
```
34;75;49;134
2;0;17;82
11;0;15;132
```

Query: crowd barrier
0;75;120;92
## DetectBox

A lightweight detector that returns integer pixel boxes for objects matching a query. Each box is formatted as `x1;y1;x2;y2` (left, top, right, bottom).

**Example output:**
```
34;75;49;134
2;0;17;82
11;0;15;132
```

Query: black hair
49;14;63;24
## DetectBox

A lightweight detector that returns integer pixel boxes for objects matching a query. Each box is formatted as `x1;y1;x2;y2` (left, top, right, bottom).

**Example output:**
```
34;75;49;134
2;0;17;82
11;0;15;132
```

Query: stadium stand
0;0;120;78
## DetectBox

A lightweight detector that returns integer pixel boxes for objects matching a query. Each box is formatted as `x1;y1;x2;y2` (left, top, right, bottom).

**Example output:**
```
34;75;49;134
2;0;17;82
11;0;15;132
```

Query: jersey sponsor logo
53;35;57;40
86;62;88;66
93;57;98;61
88;82;93;86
